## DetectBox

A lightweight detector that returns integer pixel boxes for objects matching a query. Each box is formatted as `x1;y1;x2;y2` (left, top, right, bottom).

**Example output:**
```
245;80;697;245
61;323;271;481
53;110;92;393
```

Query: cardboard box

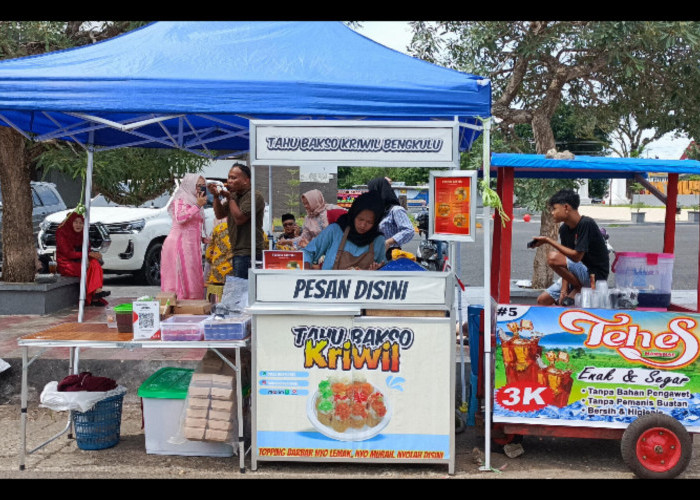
173;300;212;315
156;292;177;307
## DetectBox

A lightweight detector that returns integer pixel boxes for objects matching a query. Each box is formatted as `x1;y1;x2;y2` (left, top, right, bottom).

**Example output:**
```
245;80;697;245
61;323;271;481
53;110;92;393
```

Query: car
0;181;67;269
38;179;271;286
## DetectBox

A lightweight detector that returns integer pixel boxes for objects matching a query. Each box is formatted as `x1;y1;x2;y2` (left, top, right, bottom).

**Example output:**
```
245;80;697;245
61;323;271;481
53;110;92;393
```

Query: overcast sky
355;21;691;160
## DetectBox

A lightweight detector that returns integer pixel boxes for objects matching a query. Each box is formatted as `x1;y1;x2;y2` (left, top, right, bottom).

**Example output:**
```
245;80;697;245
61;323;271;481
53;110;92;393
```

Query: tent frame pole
480;118;493;472
77;131;95;323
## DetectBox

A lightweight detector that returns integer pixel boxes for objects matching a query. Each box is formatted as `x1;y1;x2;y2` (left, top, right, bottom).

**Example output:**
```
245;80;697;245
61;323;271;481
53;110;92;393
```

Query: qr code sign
133;301;161;339
139;313;155;329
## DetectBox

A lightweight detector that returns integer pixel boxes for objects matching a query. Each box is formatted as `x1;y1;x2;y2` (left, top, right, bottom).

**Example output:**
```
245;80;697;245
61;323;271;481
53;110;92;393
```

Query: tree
409;21;700;288
0;22;206;282
337;166;441;189
0;21;148;282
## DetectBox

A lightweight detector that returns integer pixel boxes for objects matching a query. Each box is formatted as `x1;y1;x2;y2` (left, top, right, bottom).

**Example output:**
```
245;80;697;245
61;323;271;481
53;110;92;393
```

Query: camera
527;239;537;249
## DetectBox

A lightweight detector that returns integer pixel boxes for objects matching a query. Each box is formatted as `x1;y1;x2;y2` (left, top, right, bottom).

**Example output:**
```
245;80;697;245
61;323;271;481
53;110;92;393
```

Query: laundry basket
71;392;125;450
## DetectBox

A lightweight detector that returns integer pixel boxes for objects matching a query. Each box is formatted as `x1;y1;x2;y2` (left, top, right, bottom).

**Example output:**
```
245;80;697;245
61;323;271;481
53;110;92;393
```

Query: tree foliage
38;145;210;206
409;21;700;153
408;21;700;288
0;21;205;281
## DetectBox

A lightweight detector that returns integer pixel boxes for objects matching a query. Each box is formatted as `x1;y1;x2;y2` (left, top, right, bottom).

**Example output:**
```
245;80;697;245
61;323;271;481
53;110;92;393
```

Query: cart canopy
491;153;700;178
0;21;491;155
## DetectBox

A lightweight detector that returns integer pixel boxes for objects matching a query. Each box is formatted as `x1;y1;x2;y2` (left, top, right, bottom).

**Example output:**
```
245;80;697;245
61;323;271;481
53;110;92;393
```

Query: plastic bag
214;276;249;315
40;381;127;413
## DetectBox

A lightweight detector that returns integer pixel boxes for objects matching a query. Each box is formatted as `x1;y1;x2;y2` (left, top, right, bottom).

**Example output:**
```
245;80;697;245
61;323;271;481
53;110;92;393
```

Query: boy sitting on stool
531;189;610;306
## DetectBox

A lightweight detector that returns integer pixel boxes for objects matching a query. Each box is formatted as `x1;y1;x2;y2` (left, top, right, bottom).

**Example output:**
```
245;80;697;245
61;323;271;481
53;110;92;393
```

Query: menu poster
430;171;475;242
263;250;304;270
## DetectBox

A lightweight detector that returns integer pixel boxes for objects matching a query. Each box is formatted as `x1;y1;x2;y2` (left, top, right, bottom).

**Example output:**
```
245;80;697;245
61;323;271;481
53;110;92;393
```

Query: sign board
253;314;453;464
132;300;161;340
263;250;304;270
253;271;448;306
428;170;477;242
493;305;700;431
250;120;459;168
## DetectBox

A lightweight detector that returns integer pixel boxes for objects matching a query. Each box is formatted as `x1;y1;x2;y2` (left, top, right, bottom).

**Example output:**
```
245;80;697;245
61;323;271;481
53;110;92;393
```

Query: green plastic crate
137;367;194;399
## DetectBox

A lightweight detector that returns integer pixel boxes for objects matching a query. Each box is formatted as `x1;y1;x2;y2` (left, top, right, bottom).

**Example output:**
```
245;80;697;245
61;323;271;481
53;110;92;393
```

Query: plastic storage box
137;367;233;457
160;315;209;341
611;252;674;308
114;303;133;333
203;314;251;340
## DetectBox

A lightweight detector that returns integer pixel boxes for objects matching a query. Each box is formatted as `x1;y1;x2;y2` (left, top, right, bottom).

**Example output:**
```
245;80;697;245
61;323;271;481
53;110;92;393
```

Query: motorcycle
600;226;615;256
415;209;449;271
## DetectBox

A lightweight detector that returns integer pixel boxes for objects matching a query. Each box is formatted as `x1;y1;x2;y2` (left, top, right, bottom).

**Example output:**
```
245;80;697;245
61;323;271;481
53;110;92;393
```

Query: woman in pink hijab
160;174;208;299
278;190;345;249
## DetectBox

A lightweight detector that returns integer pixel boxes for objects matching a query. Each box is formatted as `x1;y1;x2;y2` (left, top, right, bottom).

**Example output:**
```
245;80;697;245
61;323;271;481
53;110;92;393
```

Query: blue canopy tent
0;21;491;154
0;21;492;316
488;152;700;308
0;21;498;471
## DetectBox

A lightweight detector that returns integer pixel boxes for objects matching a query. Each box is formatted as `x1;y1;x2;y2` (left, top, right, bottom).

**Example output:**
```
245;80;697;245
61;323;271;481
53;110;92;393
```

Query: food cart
478;153;700;479
246;119;485;474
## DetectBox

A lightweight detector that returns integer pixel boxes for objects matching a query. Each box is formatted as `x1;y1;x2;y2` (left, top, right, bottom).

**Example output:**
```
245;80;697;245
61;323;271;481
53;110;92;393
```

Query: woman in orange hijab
55;211;109;306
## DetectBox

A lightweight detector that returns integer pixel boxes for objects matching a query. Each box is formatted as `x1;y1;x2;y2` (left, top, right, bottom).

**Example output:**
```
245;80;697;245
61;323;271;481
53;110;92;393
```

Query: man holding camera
210;163;265;279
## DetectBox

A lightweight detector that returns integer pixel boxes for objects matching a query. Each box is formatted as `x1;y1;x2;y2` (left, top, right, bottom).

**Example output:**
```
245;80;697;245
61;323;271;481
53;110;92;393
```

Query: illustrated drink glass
537;351;573;407
500;328;542;385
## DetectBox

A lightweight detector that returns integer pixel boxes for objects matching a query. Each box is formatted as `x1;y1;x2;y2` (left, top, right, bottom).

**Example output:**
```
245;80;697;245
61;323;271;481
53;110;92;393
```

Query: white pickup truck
38;180;270;286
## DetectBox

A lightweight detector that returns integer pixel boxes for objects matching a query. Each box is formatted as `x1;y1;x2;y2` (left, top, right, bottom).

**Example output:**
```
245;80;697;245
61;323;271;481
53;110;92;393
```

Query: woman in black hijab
367;177;415;260
302;191;386;270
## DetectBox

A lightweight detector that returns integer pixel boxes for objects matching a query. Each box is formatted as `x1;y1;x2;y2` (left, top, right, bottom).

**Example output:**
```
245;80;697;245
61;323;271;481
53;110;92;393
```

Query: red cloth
57;372;117;392
55;212;104;304
326;208;348;225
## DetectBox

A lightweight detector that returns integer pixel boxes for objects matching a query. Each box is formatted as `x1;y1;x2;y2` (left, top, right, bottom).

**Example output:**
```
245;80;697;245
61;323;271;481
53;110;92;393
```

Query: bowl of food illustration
437;203;450;217
307;376;391;441
454;187;467;202
452;213;467;227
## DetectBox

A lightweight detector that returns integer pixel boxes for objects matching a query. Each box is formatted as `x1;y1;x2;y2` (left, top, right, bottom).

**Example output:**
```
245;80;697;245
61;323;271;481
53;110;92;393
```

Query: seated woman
55;211;109;306
303;191;386;271
277;189;344;249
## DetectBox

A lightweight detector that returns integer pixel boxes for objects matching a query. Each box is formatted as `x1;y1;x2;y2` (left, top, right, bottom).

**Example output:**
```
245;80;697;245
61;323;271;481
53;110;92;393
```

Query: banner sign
429;171;477;242
253;271;447;305
250;120;459;167
263;250;304;270
254;314;453;463
493;305;700;431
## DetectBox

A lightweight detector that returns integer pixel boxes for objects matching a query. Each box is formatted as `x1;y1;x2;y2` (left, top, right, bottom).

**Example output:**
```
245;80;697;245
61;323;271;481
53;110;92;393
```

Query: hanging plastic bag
214;276;249;315
40;381;127;413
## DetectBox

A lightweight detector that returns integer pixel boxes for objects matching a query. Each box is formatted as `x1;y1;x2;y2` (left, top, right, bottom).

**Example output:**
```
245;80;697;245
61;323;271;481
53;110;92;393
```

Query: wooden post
490;171;502;300
663;173;678;254
498;168;514;303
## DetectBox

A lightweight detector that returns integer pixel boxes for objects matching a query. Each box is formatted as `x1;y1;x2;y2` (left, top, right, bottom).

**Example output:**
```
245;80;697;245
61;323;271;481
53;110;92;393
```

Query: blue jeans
233;255;252;279
545;258;591;301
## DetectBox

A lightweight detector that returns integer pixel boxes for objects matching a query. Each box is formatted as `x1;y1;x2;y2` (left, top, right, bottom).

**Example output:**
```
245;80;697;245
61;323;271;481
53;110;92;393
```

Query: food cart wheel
491;423;523;448
621;413;692;479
